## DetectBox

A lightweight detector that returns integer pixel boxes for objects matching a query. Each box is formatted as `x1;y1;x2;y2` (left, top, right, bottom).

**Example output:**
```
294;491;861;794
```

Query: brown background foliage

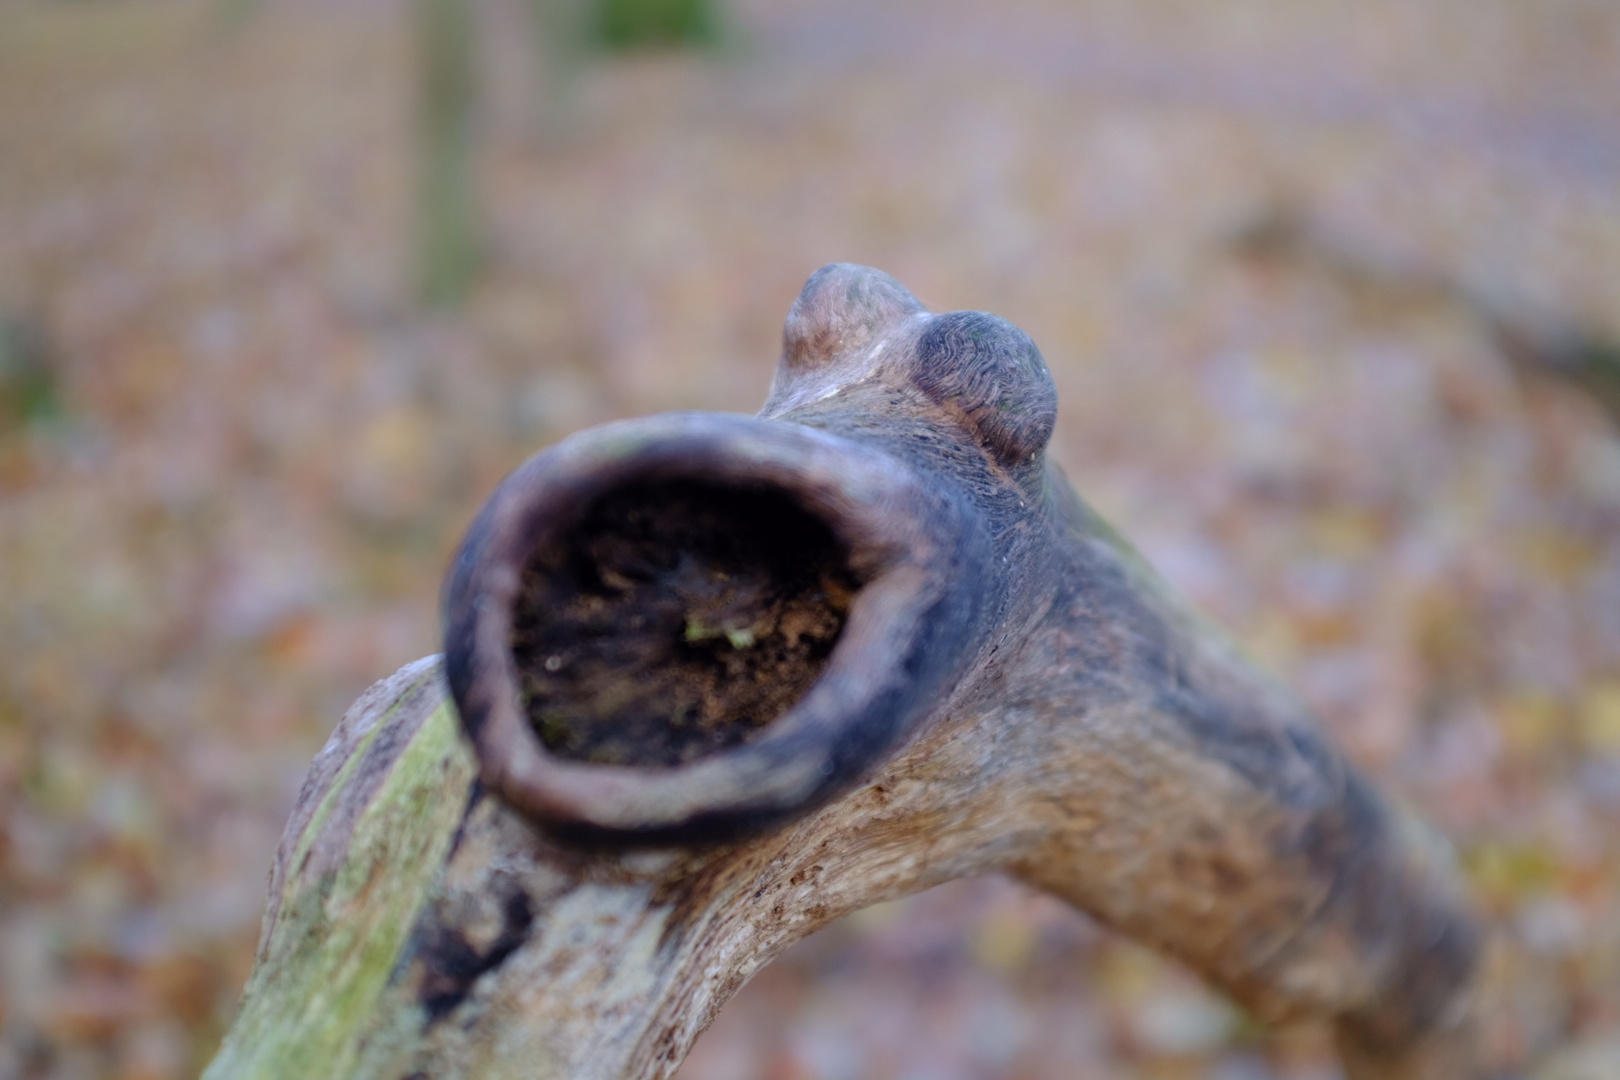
1;1;1618;1077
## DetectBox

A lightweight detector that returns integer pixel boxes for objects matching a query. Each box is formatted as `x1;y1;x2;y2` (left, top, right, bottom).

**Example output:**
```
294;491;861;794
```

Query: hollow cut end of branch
511;478;861;768
442;412;990;843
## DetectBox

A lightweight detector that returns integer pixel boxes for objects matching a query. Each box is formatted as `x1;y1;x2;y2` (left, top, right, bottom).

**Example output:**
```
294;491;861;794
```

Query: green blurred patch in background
591;0;721;50
0;315;59;431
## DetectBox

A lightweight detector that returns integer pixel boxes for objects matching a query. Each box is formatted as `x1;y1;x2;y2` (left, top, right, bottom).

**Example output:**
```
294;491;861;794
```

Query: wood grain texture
205;264;1484;1080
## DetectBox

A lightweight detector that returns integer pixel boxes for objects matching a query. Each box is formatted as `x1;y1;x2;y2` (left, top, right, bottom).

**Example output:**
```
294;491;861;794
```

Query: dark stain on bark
415;889;536;1023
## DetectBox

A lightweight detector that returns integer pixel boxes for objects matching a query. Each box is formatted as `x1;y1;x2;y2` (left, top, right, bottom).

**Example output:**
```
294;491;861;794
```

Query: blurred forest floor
2;0;1619;1077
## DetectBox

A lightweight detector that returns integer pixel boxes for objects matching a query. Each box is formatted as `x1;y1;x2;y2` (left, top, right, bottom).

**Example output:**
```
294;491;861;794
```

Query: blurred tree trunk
416;0;479;309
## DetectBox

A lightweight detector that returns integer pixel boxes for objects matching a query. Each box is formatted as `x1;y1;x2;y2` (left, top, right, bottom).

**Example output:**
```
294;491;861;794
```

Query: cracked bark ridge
205;264;1484;1080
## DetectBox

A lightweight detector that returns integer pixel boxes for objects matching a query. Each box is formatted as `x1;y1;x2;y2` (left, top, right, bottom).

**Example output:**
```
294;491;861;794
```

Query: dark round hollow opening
509;479;861;767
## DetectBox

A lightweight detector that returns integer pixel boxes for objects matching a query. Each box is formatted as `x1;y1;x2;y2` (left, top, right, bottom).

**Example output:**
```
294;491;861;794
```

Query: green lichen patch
202;691;476;1080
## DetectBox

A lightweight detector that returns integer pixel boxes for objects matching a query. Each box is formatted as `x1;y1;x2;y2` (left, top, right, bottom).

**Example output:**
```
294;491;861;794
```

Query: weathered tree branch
204;264;1482;1080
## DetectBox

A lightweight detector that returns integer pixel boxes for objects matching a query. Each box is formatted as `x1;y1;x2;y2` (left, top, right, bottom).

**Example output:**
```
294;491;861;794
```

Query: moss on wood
202;677;475;1080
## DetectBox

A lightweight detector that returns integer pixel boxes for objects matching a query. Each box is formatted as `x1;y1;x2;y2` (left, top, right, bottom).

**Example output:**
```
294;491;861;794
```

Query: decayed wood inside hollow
510;480;860;767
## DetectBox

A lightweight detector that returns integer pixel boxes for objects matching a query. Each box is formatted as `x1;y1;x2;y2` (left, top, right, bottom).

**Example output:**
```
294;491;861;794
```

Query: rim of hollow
442;412;959;842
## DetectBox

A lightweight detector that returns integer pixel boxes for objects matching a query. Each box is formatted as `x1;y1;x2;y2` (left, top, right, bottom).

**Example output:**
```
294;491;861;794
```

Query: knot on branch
912;310;1056;467
769;264;1057;469
779;262;926;374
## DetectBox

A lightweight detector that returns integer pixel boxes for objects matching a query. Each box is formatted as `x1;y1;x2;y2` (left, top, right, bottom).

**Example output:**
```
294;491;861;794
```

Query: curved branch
205;264;1482;1080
